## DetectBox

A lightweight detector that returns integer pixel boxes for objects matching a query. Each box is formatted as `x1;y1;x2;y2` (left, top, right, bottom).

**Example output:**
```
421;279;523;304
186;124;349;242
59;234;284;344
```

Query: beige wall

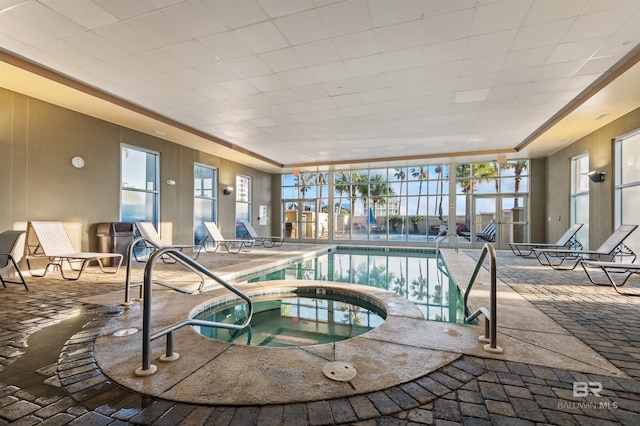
0;88;275;251
544;106;640;247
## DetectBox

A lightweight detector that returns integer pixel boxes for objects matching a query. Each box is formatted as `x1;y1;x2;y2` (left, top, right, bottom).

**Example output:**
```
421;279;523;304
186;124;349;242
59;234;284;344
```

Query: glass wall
194;164;217;245
615;130;640;257
120;145;159;225
571;154;590;249
235;175;251;227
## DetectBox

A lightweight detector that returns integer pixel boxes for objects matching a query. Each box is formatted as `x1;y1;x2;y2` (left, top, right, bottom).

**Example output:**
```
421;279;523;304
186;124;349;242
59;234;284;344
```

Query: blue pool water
237;247;466;324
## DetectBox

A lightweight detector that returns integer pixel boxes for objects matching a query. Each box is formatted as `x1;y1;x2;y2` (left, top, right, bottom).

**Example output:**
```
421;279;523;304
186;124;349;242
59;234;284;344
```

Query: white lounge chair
26;221;123;280
239;220;284;247
134;222;202;262
532;224;638;270
509;223;583;257
202;222;254;254
581;260;640;296
0;230;28;290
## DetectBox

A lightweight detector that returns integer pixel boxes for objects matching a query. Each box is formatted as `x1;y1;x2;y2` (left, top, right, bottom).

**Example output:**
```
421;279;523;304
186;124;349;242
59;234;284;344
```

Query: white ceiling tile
244;93;276;107
309;61;349;82
94;22;159;54
385;67;422;86
421;0;477;18
294;39;340;66
234;21;289;54
93;0;156;20
199;84;236;101
66;32;128;61
423;60;462;82
8;1;85;38
249;74;288;92
423;39;467;65
198;62;241;84
466;30;517;58
368;0;421;27
0;13;59;47
381;47;422;71
259;47;305;72
278;67;317;87
546;37;607;64
422;8;474;44
293;84;329;100
460;54;505;77
523;0;588;26
266;88;301;104
225;56;272;78
494;67;537;86
127;11;191;46
170;68;216;88
200;31;254;61
163;0;228;38
562;8;635;42
375;20;421;53
137;48;191;73
471;0;531;35
203;0;268;28
533;60;586;81
38;39;100;68
317;0;372;37
39;0;119;30
344;54;384;77
323;78;357;96
576;56;621;75
274;9;327;45
521;78;566;95
221;80;261;97
166;41;220;68
501;46;553;70
487;83;527;100
511;19;573;50
333;30;379;60
257;0;314;18
456;73;497;91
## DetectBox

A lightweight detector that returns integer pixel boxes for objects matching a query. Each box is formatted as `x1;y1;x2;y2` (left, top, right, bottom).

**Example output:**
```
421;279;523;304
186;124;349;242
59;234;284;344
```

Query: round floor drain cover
113;328;138;337
322;361;357;381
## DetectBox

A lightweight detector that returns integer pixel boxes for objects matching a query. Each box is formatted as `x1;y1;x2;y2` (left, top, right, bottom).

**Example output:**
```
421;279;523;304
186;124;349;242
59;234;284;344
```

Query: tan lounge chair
26;221;123;280
239;220;284;247
134;222;202;262
509;223;583;257
0;230;28;290
202;222;254;254
532;224;638;270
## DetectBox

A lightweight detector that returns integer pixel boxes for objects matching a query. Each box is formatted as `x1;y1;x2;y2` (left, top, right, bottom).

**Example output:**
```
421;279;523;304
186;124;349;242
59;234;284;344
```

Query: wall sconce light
587;171;605;183
222;186;234;195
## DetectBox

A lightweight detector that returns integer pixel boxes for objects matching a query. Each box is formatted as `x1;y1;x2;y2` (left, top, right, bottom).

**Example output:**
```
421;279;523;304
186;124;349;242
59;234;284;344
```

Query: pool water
194;292;386;347
238;247;466;324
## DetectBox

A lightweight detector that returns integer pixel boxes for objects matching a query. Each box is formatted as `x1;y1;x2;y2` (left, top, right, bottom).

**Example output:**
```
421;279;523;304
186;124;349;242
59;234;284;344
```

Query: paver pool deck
1;243;640;425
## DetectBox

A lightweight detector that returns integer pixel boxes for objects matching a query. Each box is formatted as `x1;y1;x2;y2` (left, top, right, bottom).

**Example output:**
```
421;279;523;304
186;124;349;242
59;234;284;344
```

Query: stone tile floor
1;247;640;425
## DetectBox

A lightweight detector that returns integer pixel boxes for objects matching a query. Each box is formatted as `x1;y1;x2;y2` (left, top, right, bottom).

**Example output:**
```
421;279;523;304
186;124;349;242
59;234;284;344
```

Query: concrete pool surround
86;248;627;407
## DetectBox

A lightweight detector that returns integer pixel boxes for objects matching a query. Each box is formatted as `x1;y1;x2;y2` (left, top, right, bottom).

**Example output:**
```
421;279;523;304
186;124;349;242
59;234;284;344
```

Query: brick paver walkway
1;249;640;425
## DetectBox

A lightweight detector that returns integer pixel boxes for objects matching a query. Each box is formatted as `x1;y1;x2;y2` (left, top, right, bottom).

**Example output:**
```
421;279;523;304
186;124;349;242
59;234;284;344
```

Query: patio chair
459;223;496;242
532;224;638;270
26;221;123;280
238;220;284;248
133;222;202;263
509;223;583;257
201;222;254;254
580;260;640;296
0;230;28;291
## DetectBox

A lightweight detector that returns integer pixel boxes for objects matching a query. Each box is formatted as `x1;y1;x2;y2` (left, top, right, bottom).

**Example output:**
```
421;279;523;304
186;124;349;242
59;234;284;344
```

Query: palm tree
369;174;394;224
335;171;367;230
393;168;406;215
501;160;528;207
455;163;498;231
410;166;428;215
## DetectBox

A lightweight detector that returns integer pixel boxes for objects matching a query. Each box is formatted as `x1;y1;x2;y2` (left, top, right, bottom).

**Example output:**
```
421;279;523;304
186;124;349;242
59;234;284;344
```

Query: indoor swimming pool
235;247;465;324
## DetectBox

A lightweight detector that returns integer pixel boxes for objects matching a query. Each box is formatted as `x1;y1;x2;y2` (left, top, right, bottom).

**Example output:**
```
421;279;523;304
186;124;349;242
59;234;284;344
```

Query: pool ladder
129;246;253;376
463;243;503;354
435;232;460;253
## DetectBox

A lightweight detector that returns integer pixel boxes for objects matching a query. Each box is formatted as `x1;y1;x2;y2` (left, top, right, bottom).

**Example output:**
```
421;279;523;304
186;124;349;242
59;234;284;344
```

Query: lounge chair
238;220;284;247
459;223;496;242
0;230;28;290
580;260;640;296
133;222;202;262
26;221;123;280
532;224;638;270
509;223;583;257
202;222;254;254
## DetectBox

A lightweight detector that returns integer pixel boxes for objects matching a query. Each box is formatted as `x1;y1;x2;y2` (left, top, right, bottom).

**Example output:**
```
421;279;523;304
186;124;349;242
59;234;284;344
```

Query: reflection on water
244;248;465;324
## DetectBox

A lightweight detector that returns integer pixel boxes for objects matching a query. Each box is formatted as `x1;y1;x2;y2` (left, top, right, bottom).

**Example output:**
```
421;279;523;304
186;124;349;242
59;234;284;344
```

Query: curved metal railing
134;247;253;376
463;243;502;353
123;236;205;305
435;232;460;253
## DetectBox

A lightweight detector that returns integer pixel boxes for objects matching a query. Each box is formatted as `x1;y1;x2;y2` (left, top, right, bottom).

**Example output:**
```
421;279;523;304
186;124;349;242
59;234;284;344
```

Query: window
615;130;640;257
571;154;589;249
194;164;217;245
121;146;159;225
236;174;251;226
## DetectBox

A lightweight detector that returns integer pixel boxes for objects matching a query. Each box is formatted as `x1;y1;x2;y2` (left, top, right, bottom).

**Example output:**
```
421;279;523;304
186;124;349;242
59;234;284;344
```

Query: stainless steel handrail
463;243;503;353
134;247;254;376
435;232;460;253
123;236;205;305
